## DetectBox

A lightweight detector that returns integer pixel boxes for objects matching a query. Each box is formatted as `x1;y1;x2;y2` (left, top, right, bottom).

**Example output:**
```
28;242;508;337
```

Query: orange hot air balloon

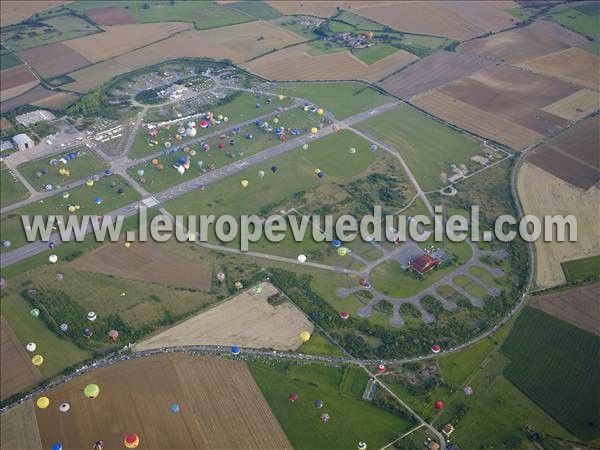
124;434;140;449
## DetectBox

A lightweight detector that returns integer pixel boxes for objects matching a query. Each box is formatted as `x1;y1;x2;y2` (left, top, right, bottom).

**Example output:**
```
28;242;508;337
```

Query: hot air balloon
218;142;225;149
30;308;40;317
297;254;307;263
289;393;298;402
464;386;474;396
171;404;180;413
358;442;367;450
434;400;444;410
337;247;348;256
86;179;94;187
431;344;441;354
258;170;265;178
300;331;311;342
60;323;68;332
349;147;356;154
26;342;36;352
124;434;140;449
49;254;58;264
271;166;277;173
36;397;50;409
108;330;119;341
278;95;285;101
83;328;93;339
124;242;131;248
94;197;103;205
320;412;330;422
2;240;11;248
339;311;349;320
273;117;279;124
216;272;225;282
137;169;145;177
231;345;241;355
234;281;243;290
62;192;70;199
370;144;378;152
52;443;63;450
87;311;97;322
32;354;44;366
59;403;70;413
151;159;159;165
377;364;385;374
302;143;309;150
68;205;76;213
303;106;309;112
310;127;318;135
93;440;104;450
331;239;341;248
84;384;100;399
317;108;324;116
241;179;249;188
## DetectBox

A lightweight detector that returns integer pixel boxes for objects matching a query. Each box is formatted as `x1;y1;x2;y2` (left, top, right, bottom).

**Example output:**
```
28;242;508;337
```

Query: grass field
550;4;600;39
0;13;99;53
224;1;281;20
0;53;21;70
17;148;107;192
502;307;600;439
275;81;392;119
561;254;600;283
249;361;414;449
0;293;91;379
0;168;29;208
334;10;388;31
0;175;140;251
307;39;348;56
299;331;346;357
353;44;399;64
355;104;482;191
71;0;252;30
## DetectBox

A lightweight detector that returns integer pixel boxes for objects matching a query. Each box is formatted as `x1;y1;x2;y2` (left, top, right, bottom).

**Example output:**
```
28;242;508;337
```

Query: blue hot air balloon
332;239;341;248
314;399;324;408
94;197;103;205
171;403;180;413
52;444;63;450
231;345;241;355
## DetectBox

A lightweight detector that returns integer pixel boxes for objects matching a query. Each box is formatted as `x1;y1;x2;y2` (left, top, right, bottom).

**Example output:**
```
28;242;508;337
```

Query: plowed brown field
35;354;292;450
84;5;136;26
18;43;90;78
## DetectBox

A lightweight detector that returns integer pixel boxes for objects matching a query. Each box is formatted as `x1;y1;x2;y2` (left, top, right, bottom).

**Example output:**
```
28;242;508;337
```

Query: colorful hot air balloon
108;330;119;341
87;311;97;321
464;386;474;396
339;311;349;320
434;400;444;410
377;364;385;374
84;384;100;399
314;399;323;408
289;393;298;402
124;434;140;449
32;354;44;366
36;397;50;409
93;440;104;450
320;412;330;422
357;442;367;450
431;344;441;354
171;404;180;413
300;331;311;342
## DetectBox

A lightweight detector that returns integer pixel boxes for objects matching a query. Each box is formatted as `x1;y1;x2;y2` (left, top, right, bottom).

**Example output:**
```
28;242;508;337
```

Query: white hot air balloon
297;254;307;263
49;254;58;264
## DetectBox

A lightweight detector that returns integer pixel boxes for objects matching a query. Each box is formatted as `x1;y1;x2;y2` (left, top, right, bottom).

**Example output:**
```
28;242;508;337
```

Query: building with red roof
409;254;440;275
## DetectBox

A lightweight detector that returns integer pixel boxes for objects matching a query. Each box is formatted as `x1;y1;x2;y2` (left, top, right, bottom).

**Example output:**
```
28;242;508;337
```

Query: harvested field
62;59;131;93
0;316;43;400
18;42;90;78
354;1;519;41
265;1;372;18
527;147;599;190
457;19;589;63
63;22;191;63
542;89;600;122
0;0;71;27
544;116;599;169
30;90;77;110
242;43;418;82
35;353;292;450
517;162;600;288
70;241;212;291
517;47;600;90
113;30;240;70
378;50;496;99
197;20;305;62
413;91;543;149
0;400;43;450
136;282;314;352
0;65;37;91
0;118;12;130
84;5;136;26
1;81;40;103
530;283;600;336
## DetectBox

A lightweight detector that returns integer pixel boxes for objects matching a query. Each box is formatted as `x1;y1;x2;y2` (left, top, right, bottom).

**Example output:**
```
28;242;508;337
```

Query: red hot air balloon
434;401;444;410
289;393;298;402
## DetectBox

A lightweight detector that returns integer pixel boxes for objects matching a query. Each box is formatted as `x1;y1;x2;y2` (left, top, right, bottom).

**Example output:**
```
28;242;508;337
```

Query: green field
70;0;252;30
355;104;482;191
0;168;29;208
550;4;600;39
0;53;22;70
275;81;392;120
0;175;140;251
130;92;292;158
249;361;414;449
334;10;388;31
561;254;600;283
0;13;99;53
17;148;107;193
224;1;281;20
307;39;348;56
502;307;600;439
0;293;91;378
299;331;346;357
352;44;398;64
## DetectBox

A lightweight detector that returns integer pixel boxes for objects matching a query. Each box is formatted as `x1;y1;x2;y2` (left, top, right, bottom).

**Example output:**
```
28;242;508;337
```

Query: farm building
442;423;455;438
409;254;440;275
12;133;34;151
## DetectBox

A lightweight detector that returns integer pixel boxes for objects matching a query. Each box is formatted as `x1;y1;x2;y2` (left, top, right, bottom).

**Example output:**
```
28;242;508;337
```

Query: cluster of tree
341;172;410;216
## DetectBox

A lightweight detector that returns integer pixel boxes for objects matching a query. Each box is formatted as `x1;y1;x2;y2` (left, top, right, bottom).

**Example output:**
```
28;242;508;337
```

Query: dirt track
136;282;313;351
35;353;291;450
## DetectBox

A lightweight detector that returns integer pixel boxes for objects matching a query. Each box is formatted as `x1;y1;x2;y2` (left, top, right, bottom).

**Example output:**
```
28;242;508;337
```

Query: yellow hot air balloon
75;205;81;210
241;179;249;188
300;331;311;343
273;117;279;124
36;397;50;409
85;179;94;187
124;242;132;248
337;247;348;256
278;95;285;101
303;106;309;112
84;383;100;399
32;354;44;366
68;205;76;213
317;108;324;116
310;127;318;135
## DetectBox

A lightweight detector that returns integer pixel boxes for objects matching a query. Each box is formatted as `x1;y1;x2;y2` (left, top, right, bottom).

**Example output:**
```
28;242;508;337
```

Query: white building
12;133;34;151
15;110;56;126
